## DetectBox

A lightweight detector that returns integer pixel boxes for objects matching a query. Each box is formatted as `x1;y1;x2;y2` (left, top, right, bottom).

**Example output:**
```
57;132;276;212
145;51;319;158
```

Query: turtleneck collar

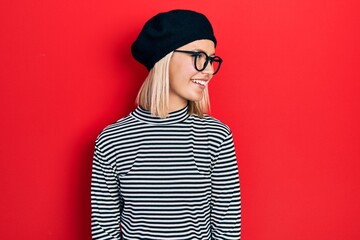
131;105;190;125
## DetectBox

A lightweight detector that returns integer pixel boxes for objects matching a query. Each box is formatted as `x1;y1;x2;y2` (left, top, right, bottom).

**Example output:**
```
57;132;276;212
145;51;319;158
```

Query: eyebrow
193;48;216;56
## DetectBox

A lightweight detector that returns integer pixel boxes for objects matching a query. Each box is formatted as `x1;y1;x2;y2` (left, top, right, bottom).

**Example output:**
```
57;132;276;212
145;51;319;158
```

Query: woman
91;9;241;239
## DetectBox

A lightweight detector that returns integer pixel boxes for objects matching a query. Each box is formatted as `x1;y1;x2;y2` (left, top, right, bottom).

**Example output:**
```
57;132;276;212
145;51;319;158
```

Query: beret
131;9;217;71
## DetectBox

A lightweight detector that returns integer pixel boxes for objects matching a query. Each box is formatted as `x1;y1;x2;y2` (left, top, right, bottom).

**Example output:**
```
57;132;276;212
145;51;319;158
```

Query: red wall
1;0;359;239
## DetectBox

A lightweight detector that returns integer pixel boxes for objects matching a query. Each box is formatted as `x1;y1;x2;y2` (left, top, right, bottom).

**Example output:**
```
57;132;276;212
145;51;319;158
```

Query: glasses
173;50;223;75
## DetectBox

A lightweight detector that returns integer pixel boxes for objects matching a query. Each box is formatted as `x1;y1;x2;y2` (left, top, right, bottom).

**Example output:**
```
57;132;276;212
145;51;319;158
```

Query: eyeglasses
173;50;223;75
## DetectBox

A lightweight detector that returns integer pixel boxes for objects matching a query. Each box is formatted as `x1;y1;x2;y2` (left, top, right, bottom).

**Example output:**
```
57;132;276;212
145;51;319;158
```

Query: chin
188;96;203;102
183;91;204;103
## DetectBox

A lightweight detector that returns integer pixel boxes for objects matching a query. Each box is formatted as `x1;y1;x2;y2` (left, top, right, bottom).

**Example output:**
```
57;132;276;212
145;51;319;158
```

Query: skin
168;39;216;112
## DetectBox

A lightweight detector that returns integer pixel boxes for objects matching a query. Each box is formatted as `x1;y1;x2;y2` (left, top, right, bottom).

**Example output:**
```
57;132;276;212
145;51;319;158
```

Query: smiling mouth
191;79;208;86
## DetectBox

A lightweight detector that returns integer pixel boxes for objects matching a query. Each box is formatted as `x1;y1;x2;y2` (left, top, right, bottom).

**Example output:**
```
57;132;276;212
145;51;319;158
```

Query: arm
211;132;242;239
91;143;122;240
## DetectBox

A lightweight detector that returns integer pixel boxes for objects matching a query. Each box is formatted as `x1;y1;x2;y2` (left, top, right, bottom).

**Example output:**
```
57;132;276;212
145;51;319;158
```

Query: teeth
191;79;207;86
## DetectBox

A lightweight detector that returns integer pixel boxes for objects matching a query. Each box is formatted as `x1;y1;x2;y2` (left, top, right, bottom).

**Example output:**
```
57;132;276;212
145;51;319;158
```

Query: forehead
182;39;215;53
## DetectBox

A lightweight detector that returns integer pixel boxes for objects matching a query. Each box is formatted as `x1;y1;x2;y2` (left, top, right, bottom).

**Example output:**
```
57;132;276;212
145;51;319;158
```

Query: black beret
131;9;217;71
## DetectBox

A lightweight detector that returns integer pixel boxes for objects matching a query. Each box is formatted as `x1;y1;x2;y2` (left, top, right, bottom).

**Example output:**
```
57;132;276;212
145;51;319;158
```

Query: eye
191;52;201;58
196;52;207;63
198;52;207;59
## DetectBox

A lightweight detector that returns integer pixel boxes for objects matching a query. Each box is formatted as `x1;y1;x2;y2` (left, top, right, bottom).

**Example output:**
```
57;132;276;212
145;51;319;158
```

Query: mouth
191;79;208;87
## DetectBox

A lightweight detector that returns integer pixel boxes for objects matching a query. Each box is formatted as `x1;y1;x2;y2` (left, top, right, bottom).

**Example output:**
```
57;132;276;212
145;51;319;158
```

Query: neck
132;104;189;124
168;100;188;113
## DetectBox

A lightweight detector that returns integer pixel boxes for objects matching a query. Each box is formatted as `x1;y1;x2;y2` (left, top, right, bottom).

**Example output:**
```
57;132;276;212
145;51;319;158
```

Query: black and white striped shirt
91;106;241;239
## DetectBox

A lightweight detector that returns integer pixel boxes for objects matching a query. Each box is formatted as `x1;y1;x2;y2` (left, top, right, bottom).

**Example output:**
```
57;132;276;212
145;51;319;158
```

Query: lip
191;79;208;89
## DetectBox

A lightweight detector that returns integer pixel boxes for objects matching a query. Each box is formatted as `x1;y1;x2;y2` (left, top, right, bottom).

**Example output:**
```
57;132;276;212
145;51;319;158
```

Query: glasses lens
195;52;207;71
194;52;222;74
211;57;221;74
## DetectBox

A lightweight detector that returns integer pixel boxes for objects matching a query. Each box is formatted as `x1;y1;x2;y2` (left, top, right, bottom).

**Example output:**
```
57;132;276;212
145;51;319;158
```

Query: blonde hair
136;51;210;118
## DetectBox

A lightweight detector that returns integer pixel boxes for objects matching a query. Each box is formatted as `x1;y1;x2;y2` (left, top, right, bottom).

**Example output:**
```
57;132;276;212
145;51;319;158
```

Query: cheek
170;61;195;83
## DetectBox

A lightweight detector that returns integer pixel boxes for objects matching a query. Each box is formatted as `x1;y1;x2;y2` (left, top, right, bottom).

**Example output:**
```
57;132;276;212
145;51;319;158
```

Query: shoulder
95;113;138;147
190;114;232;139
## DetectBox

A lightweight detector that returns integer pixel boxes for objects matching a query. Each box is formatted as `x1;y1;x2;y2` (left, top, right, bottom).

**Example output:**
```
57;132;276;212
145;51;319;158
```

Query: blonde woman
91;9;241;240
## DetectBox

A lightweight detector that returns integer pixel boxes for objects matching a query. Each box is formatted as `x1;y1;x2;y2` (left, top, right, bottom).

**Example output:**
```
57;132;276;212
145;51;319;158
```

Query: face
168;39;216;111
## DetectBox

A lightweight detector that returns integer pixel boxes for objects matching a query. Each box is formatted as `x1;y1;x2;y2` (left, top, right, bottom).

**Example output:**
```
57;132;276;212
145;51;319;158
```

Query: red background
1;0;359;239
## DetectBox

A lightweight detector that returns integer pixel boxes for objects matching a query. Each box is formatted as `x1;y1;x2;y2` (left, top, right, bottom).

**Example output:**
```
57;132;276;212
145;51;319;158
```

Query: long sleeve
211;132;241;239
91;142;122;240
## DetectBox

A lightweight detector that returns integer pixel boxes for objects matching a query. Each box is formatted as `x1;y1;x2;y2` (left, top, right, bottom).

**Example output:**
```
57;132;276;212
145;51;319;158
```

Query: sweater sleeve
91;142;122;240
211;132;242;239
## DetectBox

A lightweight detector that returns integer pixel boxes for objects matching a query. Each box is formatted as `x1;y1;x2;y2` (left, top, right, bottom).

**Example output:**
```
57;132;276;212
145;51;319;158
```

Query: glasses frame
173;50;223;75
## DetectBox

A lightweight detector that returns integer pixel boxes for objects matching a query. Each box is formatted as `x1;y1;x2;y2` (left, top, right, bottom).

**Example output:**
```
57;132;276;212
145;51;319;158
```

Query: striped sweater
91;105;241;239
